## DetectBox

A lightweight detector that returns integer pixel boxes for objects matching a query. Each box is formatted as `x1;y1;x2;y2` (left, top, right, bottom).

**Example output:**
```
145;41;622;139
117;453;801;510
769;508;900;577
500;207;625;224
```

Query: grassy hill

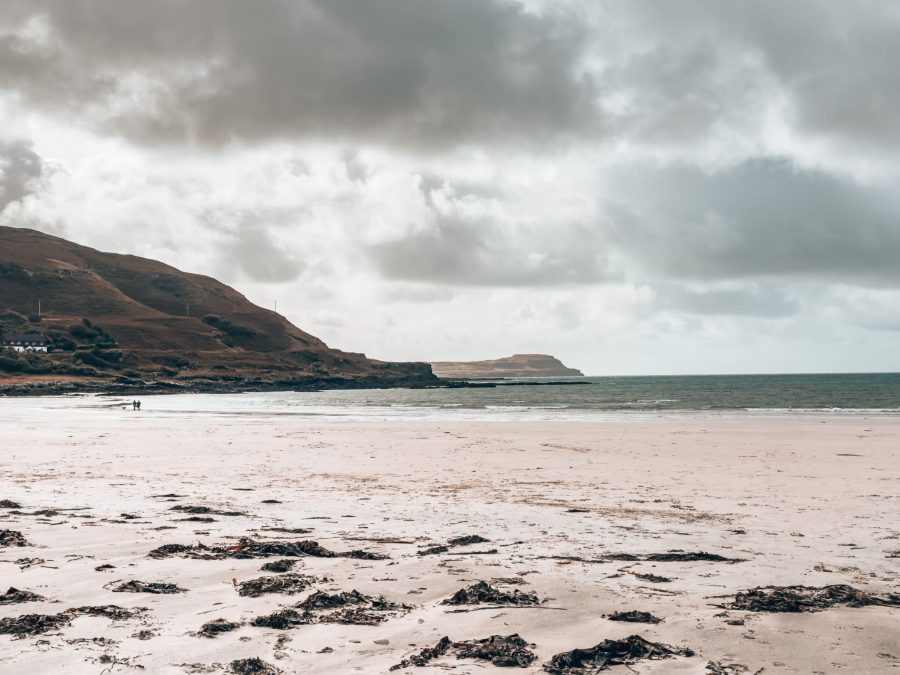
0;226;437;394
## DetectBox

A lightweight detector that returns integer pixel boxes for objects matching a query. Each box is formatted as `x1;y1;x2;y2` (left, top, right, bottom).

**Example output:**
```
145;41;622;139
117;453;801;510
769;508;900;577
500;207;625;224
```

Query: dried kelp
236;574;324;598
170;505;247;517
68;605;147;620
725;584;900;613
0;500;21;509
228;657;281;674
442;581;540;606
110;580;187;594
706;661;751;674
0;530;29;547
606;610;661;624
418;534;491;556
260;559;299;573
198;618;241;638
252;590;410;629
543;635;694;673
0;612;72;636
644;551;737;562
148;537;387;560
391;634;535;670
0;587;45;605
251;609;309;630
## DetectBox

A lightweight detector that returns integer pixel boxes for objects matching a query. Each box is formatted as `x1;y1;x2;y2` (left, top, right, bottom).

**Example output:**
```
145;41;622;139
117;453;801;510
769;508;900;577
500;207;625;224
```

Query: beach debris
0;530;29;547
0;605;144;637
228;657;282;674
68;605;148;620
259;527;314;535
260;559;299;573
448;535;490;546
391;634;536;670
632;572;672;583
543;635;694;673
149;537;387;560
198;618;241;638
706;661;752;674
110;580;187;594
725;584;900;613
0;500;21;509
261;499;282;504
132;629;156;640
14;558;45;569
644;551;739;562
170;505;246;517
0;587;45;605
0;612;72;637
177;516;217;523
95;563;116;571
606;610;662;624
442;581;540;606
236;573;325;597
492;577;527;586
252;590;411;629
250;609;308;630
418;534;491;556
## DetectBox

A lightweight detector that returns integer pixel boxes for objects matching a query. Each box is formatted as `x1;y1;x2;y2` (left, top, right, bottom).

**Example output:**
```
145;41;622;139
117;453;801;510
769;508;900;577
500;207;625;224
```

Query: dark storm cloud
609;0;900;151
605;158;900;283
0;0;594;148
0;139;45;212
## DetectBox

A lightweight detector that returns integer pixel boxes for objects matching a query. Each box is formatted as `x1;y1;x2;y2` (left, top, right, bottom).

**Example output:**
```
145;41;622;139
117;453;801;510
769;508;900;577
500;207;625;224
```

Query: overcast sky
2;0;899;375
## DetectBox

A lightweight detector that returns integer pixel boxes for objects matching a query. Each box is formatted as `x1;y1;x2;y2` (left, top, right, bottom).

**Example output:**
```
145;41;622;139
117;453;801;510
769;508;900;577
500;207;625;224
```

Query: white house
2;333;50;353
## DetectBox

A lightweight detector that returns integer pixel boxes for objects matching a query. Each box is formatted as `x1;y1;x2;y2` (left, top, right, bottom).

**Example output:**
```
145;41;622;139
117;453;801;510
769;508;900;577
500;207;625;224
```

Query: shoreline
2;411;898;673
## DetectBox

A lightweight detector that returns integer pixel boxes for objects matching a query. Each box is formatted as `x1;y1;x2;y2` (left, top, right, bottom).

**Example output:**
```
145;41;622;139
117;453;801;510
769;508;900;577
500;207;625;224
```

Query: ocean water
42;372;900;421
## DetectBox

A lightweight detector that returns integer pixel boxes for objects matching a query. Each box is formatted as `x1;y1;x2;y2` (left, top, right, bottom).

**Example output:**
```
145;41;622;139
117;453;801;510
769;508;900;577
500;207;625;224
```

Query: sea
49;371;900;421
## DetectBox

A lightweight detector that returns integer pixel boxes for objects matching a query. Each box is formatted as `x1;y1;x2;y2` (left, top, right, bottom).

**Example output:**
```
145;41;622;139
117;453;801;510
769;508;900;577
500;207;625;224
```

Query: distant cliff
430;354;583;379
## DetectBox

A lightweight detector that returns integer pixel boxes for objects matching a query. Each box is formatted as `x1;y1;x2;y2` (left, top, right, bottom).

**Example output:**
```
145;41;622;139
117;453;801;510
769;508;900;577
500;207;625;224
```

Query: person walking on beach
131;400;137;410
136;400;141;411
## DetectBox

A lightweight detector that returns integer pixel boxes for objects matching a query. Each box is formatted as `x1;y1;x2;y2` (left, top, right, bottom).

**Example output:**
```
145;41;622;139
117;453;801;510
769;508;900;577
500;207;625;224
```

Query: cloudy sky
2;0;899;375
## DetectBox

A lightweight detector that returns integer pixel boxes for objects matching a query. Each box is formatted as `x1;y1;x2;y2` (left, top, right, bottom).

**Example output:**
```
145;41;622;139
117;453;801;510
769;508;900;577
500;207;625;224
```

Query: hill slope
430;354;583;379
0;226;436;393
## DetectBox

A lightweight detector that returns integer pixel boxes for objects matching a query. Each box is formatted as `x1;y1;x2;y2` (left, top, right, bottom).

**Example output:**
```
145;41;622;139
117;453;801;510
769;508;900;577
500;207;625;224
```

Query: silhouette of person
131;400;137;410
136;400;141;411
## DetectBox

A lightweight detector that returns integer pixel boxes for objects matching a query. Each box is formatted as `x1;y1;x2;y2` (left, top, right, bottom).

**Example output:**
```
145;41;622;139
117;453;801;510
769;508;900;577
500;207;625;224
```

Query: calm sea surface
58;372;900;421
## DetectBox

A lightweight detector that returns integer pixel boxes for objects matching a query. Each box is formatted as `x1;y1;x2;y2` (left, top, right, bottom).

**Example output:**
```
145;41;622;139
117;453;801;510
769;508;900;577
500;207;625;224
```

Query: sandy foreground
0;399;898;674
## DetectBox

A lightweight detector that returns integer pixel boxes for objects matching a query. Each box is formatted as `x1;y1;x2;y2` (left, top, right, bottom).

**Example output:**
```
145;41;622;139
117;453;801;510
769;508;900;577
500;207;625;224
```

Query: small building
2;333;50;353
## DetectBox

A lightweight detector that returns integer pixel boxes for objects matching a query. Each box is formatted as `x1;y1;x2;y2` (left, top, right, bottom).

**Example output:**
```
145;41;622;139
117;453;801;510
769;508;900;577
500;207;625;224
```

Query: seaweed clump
0;530;29;547
0;587;45;605
252;589;410;628
391;634;535;670
110;580;186;594
606;610;661;624
148;537;387;560
236;574;324;598
442;581;539;606
726;585;900;613
543;635;694;673
198;618;241;638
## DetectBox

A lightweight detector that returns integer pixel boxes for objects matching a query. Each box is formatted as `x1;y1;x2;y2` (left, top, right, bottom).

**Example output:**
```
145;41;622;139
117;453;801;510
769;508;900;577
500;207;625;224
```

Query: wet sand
1;402;898;673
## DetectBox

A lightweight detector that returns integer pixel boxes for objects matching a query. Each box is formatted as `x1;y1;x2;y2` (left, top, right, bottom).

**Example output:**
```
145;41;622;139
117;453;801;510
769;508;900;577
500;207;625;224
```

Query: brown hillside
0;226;436;392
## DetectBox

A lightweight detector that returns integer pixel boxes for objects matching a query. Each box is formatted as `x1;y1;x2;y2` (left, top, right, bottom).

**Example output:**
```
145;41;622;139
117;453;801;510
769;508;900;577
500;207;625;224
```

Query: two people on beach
131;400;141;411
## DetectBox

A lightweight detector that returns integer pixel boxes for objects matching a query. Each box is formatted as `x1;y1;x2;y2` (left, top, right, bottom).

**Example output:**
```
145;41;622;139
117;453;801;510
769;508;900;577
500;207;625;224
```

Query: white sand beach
1;399;898;673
